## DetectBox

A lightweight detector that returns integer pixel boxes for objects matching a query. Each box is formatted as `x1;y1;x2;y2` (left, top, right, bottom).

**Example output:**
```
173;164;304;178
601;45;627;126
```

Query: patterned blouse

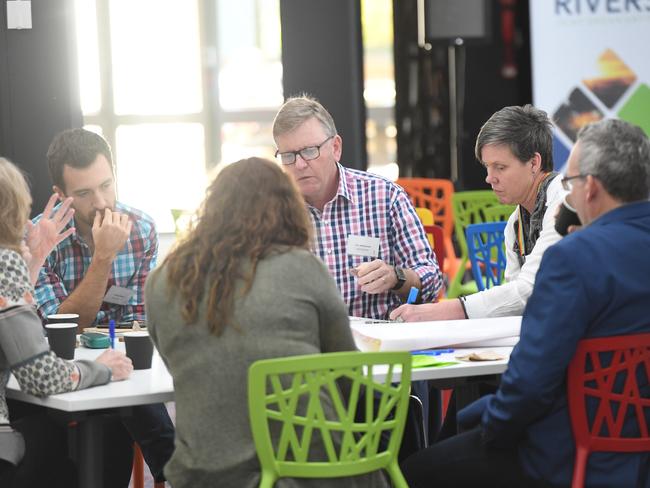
0;248;110;424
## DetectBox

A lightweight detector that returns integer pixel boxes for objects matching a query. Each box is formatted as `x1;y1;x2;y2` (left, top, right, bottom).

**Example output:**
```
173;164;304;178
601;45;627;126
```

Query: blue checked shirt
308;164;442;319
34;202;158;325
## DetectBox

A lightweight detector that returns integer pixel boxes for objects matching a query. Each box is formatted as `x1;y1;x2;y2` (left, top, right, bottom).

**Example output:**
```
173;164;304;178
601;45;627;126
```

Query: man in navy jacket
402;118;650;488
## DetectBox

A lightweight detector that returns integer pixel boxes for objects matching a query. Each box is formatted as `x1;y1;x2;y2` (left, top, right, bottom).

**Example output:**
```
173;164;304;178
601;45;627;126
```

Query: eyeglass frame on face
275;135;335;165
561;173;590;191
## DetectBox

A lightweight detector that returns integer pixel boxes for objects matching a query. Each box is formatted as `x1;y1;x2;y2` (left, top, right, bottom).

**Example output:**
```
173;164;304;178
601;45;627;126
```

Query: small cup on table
46;323;77;360
47;313;80;325
123;331;154;370
555;196;582;236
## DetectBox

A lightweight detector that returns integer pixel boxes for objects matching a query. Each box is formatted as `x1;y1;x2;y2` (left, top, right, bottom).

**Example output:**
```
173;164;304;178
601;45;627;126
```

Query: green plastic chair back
483;204;516;223
447;191;504;298
248;351;412;488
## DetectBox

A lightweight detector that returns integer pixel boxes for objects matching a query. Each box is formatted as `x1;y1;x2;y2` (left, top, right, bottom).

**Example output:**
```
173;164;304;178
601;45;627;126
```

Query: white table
6;345;173;411
6;343;174;488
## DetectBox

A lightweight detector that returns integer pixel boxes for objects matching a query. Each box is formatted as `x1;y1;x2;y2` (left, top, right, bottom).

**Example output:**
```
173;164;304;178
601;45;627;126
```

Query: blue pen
394;286;420;323
411;348;455;356
109;319;115;349
406;286;419;304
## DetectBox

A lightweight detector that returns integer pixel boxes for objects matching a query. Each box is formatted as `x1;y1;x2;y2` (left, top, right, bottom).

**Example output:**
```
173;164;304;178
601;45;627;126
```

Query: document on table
350;316;522;352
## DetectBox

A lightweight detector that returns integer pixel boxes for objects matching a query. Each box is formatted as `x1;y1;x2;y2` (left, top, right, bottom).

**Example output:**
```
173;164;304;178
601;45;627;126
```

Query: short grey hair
272;95;338;139
577;119;650;202
475;105;554;171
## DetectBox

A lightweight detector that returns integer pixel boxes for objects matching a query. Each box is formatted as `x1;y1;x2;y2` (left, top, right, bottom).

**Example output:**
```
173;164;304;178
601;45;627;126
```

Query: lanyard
516;172;551;258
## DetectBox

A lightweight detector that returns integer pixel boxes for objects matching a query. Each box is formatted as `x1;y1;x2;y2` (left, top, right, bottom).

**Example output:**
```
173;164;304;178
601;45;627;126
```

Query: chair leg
132;443;145;488
571;447;589;488
385;461;410;488
259;469;277;488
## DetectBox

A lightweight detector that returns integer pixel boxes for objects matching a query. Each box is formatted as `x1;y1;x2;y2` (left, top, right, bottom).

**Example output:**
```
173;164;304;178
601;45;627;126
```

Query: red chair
132;443;165;488
567;333;650;488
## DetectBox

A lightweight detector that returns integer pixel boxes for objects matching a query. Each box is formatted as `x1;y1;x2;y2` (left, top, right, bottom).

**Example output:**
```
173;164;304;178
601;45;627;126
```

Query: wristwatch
391;266;406;290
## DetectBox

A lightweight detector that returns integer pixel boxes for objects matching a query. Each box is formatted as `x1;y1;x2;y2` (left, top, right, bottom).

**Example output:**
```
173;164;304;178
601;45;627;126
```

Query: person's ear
584;175;600;202
530;152;542;175
331;134;343;162
53;185;66;200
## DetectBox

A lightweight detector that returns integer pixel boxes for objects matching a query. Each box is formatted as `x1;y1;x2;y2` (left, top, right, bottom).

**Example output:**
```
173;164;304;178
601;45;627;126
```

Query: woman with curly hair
146;157;387;487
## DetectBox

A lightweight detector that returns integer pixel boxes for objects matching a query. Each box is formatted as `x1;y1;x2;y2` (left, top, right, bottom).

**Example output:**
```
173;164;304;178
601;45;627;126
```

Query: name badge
347;234;380;258
103;285;135;305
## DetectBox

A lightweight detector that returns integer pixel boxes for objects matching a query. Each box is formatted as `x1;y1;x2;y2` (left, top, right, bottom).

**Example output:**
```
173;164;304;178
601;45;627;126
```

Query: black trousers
6;399;174;487
400;426;560;488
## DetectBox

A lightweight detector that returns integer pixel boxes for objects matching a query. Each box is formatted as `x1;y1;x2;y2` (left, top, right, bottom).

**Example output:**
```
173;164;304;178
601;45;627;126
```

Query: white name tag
103;285;135;305
347;234;380;258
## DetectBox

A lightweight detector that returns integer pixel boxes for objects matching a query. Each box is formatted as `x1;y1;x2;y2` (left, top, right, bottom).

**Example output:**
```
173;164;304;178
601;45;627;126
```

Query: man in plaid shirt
272;96;442;320
31;128;173;485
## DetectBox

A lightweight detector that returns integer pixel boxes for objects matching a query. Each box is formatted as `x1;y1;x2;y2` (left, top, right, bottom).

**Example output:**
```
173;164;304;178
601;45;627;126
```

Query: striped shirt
309;164;442;319
34;202;158;325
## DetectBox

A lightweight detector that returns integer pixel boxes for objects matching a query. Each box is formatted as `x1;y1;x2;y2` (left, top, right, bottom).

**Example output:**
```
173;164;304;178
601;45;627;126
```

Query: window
74;0;283;232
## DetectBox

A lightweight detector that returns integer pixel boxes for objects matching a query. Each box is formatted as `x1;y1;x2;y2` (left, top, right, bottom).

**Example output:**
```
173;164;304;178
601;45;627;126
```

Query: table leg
75;415;105;488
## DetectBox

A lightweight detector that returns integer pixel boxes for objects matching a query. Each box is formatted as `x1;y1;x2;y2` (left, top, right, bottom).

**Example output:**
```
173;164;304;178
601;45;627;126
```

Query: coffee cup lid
123;331;150;337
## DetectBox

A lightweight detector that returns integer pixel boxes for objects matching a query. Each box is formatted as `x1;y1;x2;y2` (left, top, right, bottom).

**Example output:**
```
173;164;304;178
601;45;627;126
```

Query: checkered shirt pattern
309;164;442;319
34;202;158;325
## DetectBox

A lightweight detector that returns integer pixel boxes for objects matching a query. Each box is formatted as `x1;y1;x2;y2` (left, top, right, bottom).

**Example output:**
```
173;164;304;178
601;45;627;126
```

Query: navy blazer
459;201;650;487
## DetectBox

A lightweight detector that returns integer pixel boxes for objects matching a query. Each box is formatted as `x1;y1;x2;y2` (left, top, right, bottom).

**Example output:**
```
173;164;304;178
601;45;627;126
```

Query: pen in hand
395;286;419;323
109;319;115;349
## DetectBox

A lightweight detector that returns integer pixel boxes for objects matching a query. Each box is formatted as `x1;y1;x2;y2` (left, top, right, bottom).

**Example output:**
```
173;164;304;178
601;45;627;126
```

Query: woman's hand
95;349;133;381
24;194;75;283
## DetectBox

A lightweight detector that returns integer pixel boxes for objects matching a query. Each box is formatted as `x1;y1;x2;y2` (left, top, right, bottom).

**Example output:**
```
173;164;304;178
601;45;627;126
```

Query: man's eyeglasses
275;135;335;165
561;174;589;191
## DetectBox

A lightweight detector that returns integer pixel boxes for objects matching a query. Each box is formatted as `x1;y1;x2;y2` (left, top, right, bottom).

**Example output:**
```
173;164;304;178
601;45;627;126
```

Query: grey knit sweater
146;247;388;488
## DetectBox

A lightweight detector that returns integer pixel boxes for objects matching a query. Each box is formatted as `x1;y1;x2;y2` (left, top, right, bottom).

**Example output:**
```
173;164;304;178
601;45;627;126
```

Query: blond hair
272;95;338;139
0;158;32;251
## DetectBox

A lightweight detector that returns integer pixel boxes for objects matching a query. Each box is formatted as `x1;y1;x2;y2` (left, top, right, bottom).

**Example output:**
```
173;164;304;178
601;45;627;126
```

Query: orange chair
567;333;650;488
397;178;459;279
132;443;165;488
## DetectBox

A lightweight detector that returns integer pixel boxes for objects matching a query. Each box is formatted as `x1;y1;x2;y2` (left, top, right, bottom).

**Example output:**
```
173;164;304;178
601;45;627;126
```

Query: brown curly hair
164;157;312;335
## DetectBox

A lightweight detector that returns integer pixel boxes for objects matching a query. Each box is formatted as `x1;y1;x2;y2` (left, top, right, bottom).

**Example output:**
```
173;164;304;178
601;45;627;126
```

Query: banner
530;0;650;169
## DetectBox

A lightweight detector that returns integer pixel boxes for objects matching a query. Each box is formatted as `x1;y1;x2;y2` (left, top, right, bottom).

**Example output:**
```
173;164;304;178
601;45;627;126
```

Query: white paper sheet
351;316;522;352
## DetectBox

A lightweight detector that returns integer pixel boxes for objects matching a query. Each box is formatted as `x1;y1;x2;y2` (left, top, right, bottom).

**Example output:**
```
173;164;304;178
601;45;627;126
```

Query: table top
6;344;174;412
6;340;512;412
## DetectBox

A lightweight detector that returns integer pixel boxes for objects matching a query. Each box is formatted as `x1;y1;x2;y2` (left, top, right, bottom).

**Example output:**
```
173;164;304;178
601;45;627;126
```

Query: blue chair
465;222;507;291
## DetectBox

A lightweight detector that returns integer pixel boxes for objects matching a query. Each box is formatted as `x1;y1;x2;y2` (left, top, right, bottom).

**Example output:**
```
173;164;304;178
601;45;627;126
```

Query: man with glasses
401;119;650;487
272;95;442;320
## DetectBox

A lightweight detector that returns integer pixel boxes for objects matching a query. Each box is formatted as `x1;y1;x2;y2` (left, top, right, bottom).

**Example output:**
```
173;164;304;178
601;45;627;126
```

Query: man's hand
25;194;75;263
390;299;465;322
352;259;397;294
95;348;133;381
92;208;132;261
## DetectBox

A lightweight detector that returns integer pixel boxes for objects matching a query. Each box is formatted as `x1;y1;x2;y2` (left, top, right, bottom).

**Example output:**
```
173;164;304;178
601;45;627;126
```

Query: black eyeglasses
561;174;589;191
275;135;335;165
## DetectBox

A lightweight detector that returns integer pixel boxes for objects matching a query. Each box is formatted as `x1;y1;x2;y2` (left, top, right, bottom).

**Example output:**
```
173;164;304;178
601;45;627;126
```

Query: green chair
248;351;412;488
448;191;512;298
483;204;516;223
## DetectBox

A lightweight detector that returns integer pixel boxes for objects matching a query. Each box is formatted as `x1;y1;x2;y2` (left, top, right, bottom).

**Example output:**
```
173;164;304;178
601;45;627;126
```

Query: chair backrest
451;190;502;261
483;204;516;223
415;208;446;273
567;333;650;488
465;222;507;291
248;351;412;487
170;208;193;238
397;178;455;267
